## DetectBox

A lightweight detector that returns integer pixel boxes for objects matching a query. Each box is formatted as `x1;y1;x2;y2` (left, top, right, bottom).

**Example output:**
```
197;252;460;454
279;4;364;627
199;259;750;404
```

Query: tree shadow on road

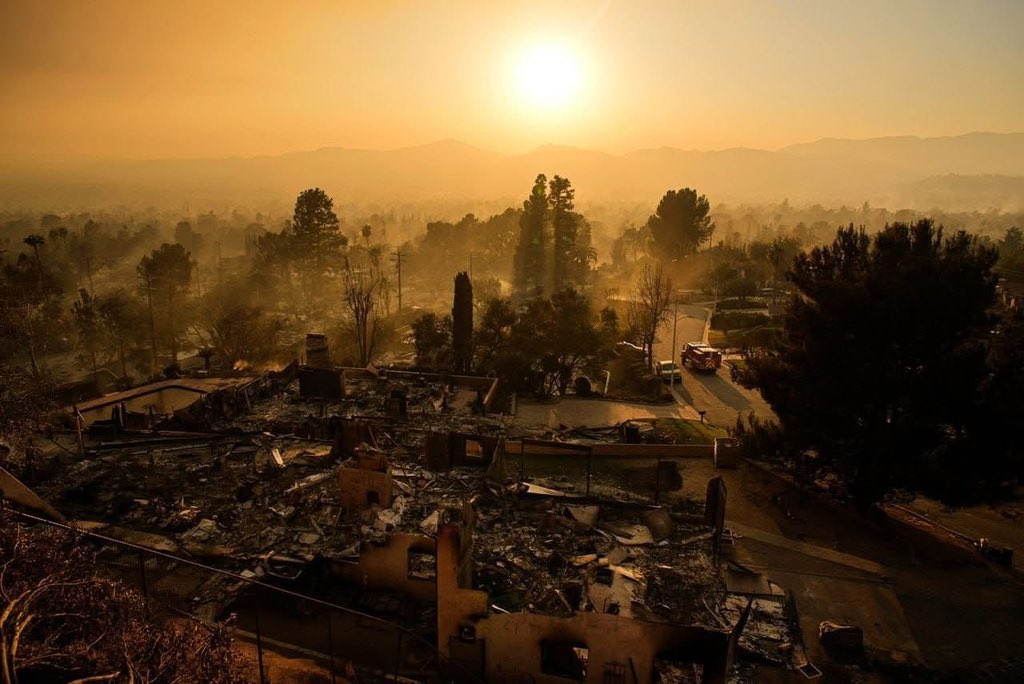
692;372;752;412
671;381;694;405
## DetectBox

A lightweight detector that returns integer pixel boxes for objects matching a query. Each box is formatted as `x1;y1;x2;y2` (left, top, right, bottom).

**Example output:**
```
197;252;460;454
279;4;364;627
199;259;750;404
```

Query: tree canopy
513;174;548;295
647;188;715;261
292;187;343;256
193;278;282;368
411;312;452;368
998;225;1024;275
290;187;347;309
549;175;576;292
452;272;473;372
474;289;603;398
746;220;1003;506
137;242;193;365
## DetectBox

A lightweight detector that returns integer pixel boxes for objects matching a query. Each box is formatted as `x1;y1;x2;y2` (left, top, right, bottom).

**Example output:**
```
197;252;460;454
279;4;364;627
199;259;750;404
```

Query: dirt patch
235;640;336;684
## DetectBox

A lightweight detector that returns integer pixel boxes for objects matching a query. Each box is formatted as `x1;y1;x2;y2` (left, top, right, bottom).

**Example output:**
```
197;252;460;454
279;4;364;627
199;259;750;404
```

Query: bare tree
367;245;394;315
1;298;43;377
341;268;383;366
627;262;673;366
0;510;248;683
191;280;282;369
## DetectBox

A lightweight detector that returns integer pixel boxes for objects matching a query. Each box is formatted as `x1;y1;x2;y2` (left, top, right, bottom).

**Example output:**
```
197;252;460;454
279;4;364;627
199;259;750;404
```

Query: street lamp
671;294;679;370
670;289;688;372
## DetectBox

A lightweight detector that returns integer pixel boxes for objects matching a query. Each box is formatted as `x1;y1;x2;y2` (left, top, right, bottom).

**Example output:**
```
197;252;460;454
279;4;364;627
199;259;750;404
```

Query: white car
654;360;681;383
616;341;645;353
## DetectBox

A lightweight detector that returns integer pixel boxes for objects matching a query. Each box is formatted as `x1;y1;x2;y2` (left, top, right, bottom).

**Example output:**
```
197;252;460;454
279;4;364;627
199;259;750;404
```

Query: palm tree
361;224;372;248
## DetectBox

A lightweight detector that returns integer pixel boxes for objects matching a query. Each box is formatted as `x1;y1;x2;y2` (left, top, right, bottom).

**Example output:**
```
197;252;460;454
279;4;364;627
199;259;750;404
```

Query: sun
514;43;584;111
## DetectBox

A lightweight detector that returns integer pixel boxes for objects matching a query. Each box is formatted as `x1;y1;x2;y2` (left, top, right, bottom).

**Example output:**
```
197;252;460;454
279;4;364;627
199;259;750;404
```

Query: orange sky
1;0;1022;159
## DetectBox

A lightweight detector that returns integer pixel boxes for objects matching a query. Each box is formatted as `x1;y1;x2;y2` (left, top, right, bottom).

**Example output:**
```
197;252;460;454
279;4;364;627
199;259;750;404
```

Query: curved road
653;303;777;429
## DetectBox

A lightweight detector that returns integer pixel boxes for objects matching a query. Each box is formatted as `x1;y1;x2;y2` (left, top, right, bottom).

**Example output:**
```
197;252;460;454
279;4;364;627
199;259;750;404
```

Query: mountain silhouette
2;132;1022;211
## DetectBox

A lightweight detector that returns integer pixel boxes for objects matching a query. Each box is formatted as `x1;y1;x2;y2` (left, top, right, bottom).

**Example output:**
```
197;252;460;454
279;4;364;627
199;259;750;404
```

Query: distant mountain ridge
2;132;1022;212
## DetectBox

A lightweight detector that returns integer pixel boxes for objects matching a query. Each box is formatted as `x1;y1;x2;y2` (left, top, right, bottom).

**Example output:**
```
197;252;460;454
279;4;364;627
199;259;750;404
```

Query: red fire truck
681;341;723;373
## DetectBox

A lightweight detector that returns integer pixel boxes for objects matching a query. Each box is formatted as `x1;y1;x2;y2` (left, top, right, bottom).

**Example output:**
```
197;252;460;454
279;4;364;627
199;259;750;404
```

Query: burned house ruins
6;358;799;684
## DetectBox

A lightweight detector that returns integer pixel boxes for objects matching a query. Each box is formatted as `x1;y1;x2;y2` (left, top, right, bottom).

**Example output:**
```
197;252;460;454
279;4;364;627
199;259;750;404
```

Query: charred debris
19;354;805;683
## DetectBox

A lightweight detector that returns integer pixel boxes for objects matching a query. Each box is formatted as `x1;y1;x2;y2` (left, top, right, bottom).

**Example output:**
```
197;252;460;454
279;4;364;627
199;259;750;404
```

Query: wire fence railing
6;507;485;684
512;439;686;504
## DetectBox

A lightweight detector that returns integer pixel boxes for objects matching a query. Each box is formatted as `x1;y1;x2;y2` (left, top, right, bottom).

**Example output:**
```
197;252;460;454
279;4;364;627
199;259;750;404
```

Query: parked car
654;360;681;383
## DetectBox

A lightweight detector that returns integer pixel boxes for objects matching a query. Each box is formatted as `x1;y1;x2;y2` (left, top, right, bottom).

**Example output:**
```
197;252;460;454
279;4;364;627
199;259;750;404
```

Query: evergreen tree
292;188;343;264
548;175;576;292
647;188;715;261
747;221;1000;507
411;312;452;368
567;212;596;288
452;271;473;373
291;188;347;307
513;174;548;296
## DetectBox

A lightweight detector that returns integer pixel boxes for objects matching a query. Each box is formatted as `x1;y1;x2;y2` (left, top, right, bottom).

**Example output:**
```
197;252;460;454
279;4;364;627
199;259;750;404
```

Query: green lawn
726;358;747;372
650;417;727;444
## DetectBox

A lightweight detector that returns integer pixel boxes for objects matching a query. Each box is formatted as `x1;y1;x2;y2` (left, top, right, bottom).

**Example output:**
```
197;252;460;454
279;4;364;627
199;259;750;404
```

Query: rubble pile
347;461;486;544
471;492;726;623
391;465;484;532
28;367;817;682
722;596;798;665
39;436;349;561
220;377;507;440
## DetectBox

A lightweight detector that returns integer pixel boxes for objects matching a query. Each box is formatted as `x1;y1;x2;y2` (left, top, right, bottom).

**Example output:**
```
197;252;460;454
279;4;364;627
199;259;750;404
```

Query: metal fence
512;439;685;504
7;508;482;684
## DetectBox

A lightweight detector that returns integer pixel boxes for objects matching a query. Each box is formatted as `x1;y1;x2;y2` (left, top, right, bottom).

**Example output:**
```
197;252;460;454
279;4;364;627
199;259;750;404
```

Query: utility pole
392;248;403;310
671;292;679;368
709;227;719;318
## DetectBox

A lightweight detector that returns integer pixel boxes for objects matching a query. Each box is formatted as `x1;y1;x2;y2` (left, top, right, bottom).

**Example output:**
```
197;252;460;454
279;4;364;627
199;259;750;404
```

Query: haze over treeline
3;132;1024;213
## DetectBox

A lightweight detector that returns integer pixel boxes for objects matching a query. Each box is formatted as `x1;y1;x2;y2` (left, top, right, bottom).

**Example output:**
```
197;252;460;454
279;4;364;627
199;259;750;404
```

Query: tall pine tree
548;175;576;293
747;221;999;507
452;272;473;373
513;174;548;297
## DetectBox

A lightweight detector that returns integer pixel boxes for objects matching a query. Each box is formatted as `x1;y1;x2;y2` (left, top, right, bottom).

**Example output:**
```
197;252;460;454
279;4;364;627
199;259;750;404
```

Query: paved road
651;303;708;367
652;303;777;429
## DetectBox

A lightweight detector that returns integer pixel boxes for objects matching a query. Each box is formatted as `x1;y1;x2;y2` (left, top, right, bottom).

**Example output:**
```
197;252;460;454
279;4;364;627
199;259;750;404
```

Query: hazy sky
1;0;1022;159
